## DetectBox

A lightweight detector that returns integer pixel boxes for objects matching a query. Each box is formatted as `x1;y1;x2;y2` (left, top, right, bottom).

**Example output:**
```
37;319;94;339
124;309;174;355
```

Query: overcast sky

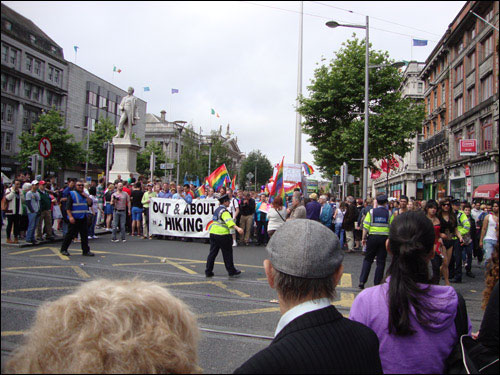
5;1;466;179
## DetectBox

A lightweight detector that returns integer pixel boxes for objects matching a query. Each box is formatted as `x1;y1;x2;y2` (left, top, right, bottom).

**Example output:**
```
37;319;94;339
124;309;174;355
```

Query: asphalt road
1;232;489;373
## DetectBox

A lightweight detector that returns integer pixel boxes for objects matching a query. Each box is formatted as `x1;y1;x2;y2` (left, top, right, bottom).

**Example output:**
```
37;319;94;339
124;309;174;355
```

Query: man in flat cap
234;220;382;374
205;194;244;278
359;193;392;289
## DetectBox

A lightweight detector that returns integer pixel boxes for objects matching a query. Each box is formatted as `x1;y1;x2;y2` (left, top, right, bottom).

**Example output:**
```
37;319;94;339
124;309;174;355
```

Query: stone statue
117;87;140;141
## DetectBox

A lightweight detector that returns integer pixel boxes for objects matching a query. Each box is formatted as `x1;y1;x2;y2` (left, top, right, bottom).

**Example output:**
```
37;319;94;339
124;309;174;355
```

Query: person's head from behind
272;196;283;209
264;220;344;308
386;211;436;336
5;278;200;374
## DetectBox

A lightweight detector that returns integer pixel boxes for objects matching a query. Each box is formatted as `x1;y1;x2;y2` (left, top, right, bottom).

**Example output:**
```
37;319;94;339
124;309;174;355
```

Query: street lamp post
207;138;213;177
326;18;405;200
174;121;187;185
327;17;369;201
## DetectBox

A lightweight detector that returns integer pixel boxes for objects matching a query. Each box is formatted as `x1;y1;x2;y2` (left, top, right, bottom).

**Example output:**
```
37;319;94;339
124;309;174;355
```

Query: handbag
1;196;9;211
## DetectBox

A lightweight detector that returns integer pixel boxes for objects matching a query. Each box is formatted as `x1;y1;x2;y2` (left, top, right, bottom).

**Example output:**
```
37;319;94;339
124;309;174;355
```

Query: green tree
208;130;234;177
297;36;425;180
239;150;273;191
136;140;166;178
17;108;85;176
178;125;203;184
88;116;117;169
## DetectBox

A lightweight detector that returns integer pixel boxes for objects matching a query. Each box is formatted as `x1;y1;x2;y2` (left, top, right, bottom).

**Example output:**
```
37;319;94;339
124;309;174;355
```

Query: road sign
160;163;174;170
246;172;254;180
38;137;52;158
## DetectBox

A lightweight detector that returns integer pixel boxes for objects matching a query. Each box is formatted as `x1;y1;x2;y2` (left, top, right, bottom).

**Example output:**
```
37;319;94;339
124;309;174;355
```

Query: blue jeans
461;242;473;272
88;214;97;237
131;207;143;222
334;222;345;249
112;210;126;240
483;239;497;262
26;213;40;242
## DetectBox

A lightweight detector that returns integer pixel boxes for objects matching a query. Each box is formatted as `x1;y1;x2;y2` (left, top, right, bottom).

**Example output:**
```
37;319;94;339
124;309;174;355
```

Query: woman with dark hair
266;196;286;238
437;199;462;285
350;211;471;374
425;200;445;284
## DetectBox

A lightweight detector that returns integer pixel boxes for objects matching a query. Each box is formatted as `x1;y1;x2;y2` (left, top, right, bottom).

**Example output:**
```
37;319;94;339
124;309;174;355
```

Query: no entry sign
38;137;52;158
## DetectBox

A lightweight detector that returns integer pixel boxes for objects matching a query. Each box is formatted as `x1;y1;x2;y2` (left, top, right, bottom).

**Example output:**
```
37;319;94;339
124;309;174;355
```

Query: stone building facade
1;3;67;177
420;1;498;201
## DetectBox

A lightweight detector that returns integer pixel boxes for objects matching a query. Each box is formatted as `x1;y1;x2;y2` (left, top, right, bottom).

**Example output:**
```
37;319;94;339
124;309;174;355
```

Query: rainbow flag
284;183;300;197
302;162;314;176
270;157;285;203
231;174;237;189
195;185;206;197
207;164;230;191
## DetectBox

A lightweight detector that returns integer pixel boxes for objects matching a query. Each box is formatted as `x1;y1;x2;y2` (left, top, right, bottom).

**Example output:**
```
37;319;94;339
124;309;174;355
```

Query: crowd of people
4;212;498;374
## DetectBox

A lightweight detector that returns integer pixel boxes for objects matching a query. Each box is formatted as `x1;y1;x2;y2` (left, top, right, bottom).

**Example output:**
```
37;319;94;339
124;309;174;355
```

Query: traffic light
27;155;37;171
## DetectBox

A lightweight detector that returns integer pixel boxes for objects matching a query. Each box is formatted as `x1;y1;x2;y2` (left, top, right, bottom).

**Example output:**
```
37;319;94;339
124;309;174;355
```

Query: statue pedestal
108;137;141;183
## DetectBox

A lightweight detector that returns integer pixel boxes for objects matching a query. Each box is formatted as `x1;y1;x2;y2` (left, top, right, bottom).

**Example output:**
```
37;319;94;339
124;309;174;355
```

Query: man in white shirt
471;201;482;224
227;188;239;246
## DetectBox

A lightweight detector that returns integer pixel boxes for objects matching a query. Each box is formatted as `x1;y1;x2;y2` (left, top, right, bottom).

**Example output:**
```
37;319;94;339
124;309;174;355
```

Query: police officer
60;180;94;257
359;194;391;289
450;199;469;283
205;194;244;278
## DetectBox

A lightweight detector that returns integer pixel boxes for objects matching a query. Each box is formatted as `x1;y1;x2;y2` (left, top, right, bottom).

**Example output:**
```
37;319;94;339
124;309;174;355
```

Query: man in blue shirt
306;193;321;221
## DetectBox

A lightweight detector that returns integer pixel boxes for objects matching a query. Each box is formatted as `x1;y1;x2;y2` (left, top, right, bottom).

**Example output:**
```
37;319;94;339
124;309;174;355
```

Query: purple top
305;200;321;221
349;278;471;374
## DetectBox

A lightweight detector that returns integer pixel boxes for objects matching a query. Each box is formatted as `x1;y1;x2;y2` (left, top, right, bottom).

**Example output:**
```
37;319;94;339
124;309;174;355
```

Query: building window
481;116;492;151
454;95;463;118
441;82;445;104
108;100;116;114
427;97;431;115
455;63;463;84
32;85;41;102
6;103;14;123
48;65;62;84
481;34;493;61
481;74;493;101
23;109;30;127
30;34;36;43
417;82;423;93
7;76;16;94
26;55;33;72
3;132;12;152
87;91;98;106
466;52;475;73
5;21;12;31
1;44;8;62
24;82;32;99
1;73;6;91
0;103;5;122
484;6;494;23
54;69;61;84
34;60;42;76
466;86;475;110
98;96;107;109
433;89;437;109
85;117;96;132
469;25;476;41
9;46;18;65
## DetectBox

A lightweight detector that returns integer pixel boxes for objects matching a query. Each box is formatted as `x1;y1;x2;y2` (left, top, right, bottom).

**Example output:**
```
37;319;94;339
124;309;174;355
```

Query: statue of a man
117;87;140;141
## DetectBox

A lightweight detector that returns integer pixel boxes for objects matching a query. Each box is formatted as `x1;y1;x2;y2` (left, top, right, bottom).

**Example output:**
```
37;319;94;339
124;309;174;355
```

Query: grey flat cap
266;219;344;278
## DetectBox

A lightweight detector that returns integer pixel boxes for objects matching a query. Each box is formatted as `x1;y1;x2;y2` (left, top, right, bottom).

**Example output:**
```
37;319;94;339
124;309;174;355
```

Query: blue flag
143;86;150;92
413;39;428;46
74;46;79;52
171;88;179;94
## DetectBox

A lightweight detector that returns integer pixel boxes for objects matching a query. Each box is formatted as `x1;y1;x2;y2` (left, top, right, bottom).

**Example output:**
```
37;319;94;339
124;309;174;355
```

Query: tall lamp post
326;18;405;200
174;121;187;185
207;137;213;177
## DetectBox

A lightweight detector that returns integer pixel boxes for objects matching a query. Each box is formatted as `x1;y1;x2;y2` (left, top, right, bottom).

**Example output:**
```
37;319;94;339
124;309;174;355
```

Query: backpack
445;293;499;374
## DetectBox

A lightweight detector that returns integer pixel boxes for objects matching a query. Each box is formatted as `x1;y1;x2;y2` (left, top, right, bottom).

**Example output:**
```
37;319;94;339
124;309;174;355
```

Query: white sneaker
122;239;127;243
92;235;99;239
111;239;119;243
233;240;237;247
88;236;93;239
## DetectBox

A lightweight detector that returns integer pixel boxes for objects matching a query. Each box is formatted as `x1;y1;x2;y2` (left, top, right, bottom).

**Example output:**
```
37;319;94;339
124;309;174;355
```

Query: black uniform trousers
359;234;388;286
206;233;238;276
60;218;90;254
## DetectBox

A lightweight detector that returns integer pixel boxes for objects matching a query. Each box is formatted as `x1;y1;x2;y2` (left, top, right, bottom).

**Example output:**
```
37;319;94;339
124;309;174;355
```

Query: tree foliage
136;140;166;178
88;116;117;169
297;36;425;179
17;108;85;176
238;150;273;191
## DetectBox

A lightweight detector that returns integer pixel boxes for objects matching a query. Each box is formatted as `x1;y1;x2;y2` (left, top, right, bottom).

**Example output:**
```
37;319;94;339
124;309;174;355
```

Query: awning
1;172;12;184
473;183;499;200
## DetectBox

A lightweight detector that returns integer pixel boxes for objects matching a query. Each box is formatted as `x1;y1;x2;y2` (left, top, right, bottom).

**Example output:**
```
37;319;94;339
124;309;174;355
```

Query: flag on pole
216;113;220;118
113;66;122;73
171;88;179;94
211;108;216;115
301;162;314;176
231;174;237;189
412;39;428;46
207;164;230;192
269;157;285;202
73;46;79;52
195;184;206;198
143;87;150;92
371;168;382;180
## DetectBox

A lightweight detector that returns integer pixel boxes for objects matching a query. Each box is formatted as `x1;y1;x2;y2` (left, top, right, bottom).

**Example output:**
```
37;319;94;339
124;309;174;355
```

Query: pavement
0;225;491;373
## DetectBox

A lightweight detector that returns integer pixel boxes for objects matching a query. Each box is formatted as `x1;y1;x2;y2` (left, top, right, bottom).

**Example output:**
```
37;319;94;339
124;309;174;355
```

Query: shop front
390;183;402;199
450;178;466;201
416;181;424;200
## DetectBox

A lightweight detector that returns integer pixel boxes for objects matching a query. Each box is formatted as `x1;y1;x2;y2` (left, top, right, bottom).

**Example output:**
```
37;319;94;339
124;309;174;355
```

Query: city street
1;232;489;373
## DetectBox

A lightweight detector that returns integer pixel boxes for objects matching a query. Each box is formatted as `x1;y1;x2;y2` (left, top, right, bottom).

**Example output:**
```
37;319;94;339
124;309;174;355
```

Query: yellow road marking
340;273;352;288
212;281;250;298
9;247;52;255
2;286;77;294
335;292;355;308
198;307;280;319
2;331;27;337
4;266;89;279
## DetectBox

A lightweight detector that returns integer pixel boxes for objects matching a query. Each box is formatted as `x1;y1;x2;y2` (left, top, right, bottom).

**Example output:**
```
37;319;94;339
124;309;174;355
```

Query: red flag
381;159;388;173
371;169;382;179
390;157;399;169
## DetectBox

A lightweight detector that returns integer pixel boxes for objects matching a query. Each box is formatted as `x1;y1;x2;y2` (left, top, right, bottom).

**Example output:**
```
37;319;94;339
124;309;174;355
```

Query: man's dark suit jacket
234;305;382;374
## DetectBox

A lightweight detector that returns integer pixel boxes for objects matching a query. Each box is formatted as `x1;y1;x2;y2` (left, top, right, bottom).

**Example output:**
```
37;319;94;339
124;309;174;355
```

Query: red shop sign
459;139;477;156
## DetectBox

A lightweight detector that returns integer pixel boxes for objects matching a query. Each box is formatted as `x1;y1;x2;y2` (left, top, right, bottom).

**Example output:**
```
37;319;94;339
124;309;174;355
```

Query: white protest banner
149;198;219;238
